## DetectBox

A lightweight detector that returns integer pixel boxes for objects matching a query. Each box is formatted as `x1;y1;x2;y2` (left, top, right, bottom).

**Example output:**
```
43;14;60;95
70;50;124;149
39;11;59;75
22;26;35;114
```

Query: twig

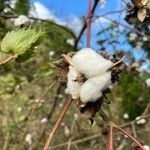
86;0;92;47
116;139;126;150
100;16;149;38
113;125;144;150
120;113;150;128
131;122;137;138
0;54;17;66
19;81;56;148
108;123;114;150
142;103;150;116
0;13;76;39
50;133;102;149
32;82;62;149
73;0;99;51
50;114;150;149
44;95;72;150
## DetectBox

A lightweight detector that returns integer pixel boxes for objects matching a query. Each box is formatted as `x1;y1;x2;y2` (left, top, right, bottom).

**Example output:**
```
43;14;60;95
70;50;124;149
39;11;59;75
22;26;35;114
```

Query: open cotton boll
80;71;112;103
72;48;113;78
65;66;81;99
14;15;30;26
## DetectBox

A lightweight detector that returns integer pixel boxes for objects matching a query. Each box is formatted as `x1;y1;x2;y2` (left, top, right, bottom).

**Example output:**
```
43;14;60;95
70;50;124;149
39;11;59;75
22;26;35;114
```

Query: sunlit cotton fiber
72;48;113;78
80;71;112;103
65;66;81;99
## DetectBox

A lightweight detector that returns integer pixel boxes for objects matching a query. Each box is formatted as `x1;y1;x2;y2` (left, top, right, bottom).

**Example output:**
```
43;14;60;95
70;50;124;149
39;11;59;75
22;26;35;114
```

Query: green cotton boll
1;28;45;55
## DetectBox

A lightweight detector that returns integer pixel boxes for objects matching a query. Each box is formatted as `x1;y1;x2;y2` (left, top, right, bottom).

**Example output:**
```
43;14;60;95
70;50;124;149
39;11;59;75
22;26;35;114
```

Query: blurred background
0;0;149;149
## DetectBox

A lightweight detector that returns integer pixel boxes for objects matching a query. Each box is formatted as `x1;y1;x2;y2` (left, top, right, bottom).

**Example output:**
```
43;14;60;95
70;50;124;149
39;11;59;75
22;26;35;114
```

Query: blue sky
30;0;150;69
31;0;125;49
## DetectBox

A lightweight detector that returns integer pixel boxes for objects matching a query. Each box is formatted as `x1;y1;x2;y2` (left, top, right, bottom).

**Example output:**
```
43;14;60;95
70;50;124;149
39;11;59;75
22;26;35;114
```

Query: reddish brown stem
43;96;72;150
86;0;92;47
114;126;144;150
108;125;114;150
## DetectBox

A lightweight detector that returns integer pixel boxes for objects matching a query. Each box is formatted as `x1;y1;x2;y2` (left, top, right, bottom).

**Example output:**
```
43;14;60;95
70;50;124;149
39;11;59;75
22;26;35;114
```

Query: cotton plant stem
73;0;99;51
44;95;72;150
0;54;17;66
86;0;92;47
108;124;114;150
113;125;144;150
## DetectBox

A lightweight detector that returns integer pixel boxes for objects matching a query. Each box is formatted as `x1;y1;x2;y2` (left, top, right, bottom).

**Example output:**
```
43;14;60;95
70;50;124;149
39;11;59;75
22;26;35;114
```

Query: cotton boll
145;78;150;88
136;118;146;125
80;71;112;103
14;15;30;26
66;39;74;46
65;66;81;99
123;113;129;119
143;145;150;150
41;117;48;124
25;133;32;145
72;48;113;78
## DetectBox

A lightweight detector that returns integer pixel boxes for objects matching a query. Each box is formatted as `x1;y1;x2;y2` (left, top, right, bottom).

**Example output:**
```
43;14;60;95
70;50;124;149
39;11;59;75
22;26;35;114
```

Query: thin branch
120;113;150;128
0;13;76;39
32;82;62;150
108;124;114;150
73;0;99;51
131;122;137;138
50;114;150;149
0;54;17;66
44;95;72;150
100;16;149;38
113;125;144;150
86;0;92;47
50;133;102;149
19;81;56;149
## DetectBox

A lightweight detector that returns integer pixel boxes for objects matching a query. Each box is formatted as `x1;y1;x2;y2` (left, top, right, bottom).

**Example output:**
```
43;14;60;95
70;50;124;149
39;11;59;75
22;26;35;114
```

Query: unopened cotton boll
14;15;30;26
80;71;112;103
72;48;113;78
25;133;32;145
65;66;81;99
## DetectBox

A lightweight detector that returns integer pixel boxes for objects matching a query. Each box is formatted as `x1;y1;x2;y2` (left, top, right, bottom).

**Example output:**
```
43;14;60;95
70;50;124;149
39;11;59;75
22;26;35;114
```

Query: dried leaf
132;0;148;7
145;0;150;9
137;8;147;22
141;0;149;5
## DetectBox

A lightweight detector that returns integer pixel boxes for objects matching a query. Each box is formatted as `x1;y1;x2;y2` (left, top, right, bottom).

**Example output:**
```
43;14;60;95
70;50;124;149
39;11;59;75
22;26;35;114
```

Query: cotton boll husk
65;66;81;99
80;71;112;103
72;48;113;78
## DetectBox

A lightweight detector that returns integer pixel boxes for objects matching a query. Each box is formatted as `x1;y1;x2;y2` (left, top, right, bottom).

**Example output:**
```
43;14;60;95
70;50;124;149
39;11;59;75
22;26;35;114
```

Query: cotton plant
14;15;30;27
54;48;126;119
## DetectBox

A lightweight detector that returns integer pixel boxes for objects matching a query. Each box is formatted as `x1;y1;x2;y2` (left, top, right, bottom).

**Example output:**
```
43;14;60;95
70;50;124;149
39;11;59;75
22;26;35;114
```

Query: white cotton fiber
65;66;81;99
80;71;112;103
145;78;150;88
72;48;113;78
